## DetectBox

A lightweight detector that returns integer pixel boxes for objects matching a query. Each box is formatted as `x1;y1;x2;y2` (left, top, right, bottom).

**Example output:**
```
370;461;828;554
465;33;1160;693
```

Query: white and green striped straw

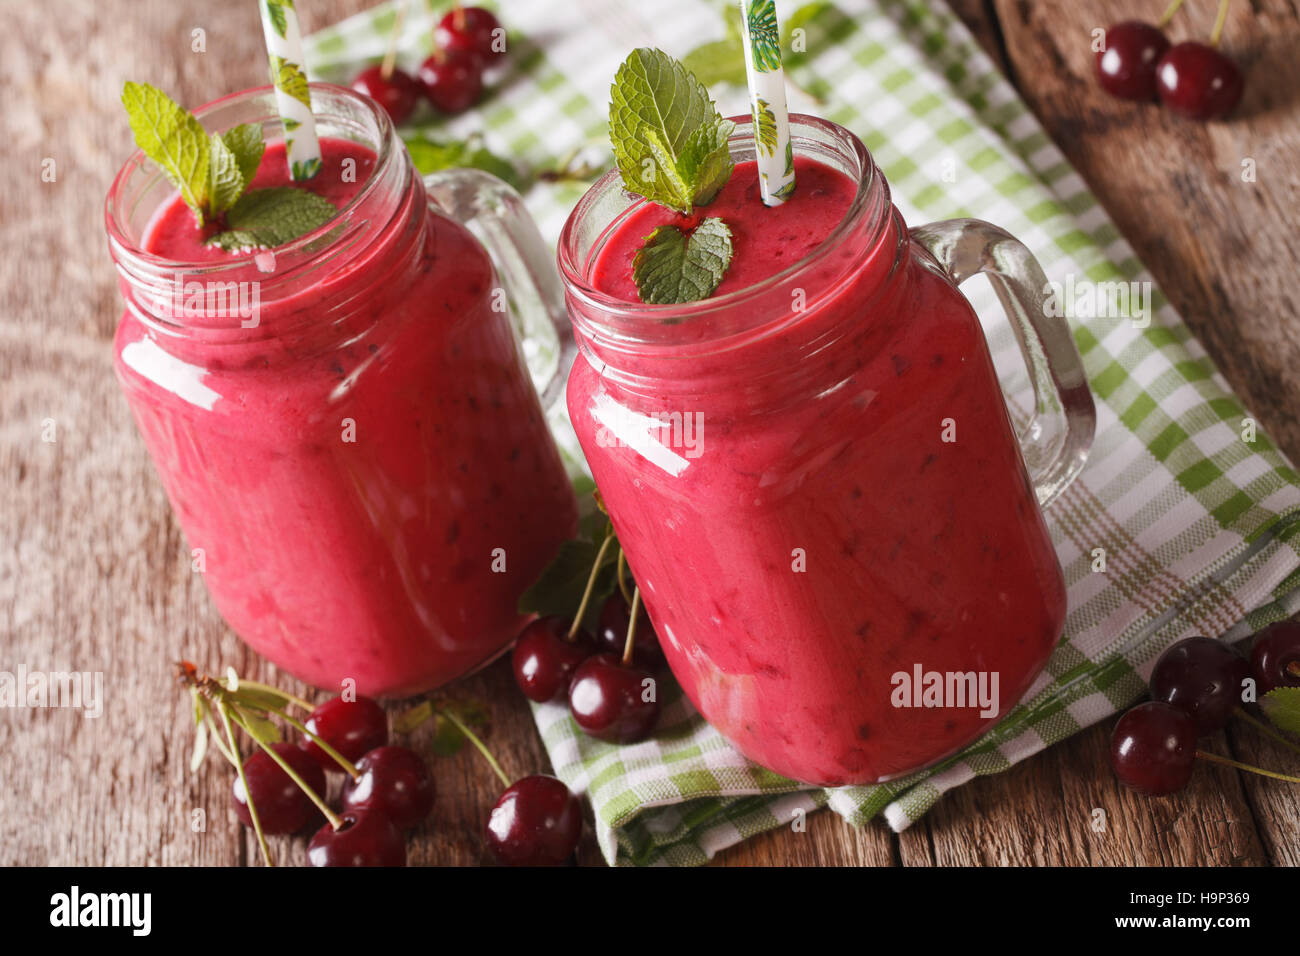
738;0;795;205
259;0;322;181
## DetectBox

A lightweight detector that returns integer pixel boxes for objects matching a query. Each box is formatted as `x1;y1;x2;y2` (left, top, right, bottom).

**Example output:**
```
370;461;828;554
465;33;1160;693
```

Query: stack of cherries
352;5;506;124
1095;1;1244;119
228;692;584;867
512;564;665;744
1110;621;1300;795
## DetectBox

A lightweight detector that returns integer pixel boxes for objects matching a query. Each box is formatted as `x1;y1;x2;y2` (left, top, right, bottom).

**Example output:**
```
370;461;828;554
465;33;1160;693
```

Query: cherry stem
266;704;360;778
1286;661;1300;680
622;587;643;667
232;712;343;829
616;548;634;607
569;527;616;641
1196;749;1300;783
233;677;312;713
1157;0;1187;28
379;0;410;80
1210;0;1230;47
439;707;511;789
1233;708;1300;758
219;703;273;867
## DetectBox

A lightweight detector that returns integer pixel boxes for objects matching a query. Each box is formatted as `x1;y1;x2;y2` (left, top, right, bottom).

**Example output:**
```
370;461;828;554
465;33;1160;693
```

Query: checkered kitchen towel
305;0;1300;865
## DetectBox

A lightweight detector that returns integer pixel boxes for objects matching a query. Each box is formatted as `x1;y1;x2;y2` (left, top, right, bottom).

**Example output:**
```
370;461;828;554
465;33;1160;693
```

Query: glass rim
556;113;885;325
103;82;397;278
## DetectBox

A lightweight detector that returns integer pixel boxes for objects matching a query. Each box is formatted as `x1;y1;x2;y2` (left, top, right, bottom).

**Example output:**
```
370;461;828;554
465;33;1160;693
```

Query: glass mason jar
107;84;577;698
558;115;1095;785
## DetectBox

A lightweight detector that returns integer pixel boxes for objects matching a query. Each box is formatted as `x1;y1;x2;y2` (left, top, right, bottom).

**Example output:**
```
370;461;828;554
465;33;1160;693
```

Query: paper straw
738;0;795;205
259;0;322;181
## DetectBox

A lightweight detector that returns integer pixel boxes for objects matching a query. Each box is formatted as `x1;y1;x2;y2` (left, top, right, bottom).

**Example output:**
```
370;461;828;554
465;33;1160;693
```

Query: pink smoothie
115;137;577;697
568;157;1065;784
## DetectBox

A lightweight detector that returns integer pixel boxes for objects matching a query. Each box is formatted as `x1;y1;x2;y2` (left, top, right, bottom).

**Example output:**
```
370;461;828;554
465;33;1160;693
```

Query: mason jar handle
422;168;576;411
911;218;1095;507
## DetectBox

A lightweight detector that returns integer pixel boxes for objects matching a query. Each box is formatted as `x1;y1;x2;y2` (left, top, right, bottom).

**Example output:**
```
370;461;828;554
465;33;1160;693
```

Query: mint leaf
121;82;210;223
207;186;336;251
207;135;246;216
1260;687;1300;736
633;217;733;305
609;48;734;215
677;120;735;208
221;123;265;188
406;135;527;192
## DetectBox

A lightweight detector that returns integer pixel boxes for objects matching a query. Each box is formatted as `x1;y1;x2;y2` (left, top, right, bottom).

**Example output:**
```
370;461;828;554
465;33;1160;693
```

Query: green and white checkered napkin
306;0;1300;865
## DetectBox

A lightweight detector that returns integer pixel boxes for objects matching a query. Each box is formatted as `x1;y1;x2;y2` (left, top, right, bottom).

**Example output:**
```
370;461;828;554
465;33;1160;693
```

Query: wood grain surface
1;0;1296;867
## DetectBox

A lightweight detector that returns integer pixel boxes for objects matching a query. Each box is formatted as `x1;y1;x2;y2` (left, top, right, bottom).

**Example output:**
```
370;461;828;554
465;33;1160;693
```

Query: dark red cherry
418;50;485;115
1110;701;1197;795
232;742;327;833
1096;21;1170;101
341;746;436;830
307;810;406;867
1250;620;1300;695
351;65;420;124
1156;42;1244;119
512;616;596;702
596;594;664;668
1149;636;1249;735
568;653;660;743
301;695;388;771
485;774;582;866
435;6;506;64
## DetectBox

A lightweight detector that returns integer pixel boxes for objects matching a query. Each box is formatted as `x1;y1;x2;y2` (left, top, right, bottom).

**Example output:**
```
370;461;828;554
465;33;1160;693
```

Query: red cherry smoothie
115;138;577;696
569;156;1066;784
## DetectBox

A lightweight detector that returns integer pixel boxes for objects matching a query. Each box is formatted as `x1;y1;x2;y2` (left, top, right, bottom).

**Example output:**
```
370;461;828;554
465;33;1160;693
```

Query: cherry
1149;636;1249;735
485;774;582;866
597;593;664;668
418;50;485;115
1096;21;1171;101
307;809;406;867
1250;620;1300;695
341;746;436;830
512;616;596;702
1110;701;1197;795
1156;42;1244;119
301;695;388;771
351;65;419;125
435;6;505;65
568;653;660;743
232;742;327;834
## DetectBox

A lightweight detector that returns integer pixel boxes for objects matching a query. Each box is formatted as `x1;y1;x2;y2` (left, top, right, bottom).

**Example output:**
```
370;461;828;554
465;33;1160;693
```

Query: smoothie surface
143;138;376;262
589;155;857;302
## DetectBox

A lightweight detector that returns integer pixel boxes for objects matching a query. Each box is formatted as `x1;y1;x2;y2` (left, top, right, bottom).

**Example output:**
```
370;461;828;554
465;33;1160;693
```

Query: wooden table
2;0;1296;866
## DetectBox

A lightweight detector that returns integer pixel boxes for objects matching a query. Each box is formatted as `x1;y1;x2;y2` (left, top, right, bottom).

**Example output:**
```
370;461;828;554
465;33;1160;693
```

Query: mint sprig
609;48;734;216
205;187;338;252
632;218;733;305
121;82;335;250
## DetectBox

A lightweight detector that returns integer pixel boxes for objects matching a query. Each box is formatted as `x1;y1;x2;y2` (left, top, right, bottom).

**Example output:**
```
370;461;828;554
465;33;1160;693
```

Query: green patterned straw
259;0;322;181
738;0;795;205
